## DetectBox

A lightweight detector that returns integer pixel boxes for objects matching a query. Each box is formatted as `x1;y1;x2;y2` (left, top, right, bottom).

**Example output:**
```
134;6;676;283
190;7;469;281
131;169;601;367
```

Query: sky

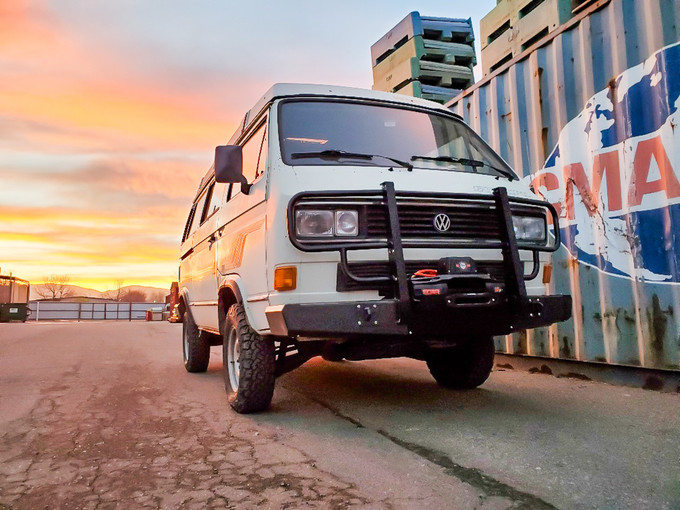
1;0;496;291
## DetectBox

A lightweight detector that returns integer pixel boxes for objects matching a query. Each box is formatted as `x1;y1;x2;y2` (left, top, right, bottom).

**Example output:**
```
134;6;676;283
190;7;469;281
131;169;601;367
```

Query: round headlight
295;210;334;237
335;210;358;236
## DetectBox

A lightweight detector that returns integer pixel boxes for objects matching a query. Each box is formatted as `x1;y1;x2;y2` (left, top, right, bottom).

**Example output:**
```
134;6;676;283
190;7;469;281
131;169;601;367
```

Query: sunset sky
1;0;495;291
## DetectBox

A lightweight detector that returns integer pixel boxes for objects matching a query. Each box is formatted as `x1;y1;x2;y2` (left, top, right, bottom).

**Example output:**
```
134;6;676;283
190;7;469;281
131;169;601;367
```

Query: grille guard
287;182;562;319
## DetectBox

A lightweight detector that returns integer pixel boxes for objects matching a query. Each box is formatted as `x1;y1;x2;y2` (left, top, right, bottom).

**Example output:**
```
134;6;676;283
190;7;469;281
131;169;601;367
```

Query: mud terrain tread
426;336;495;389
183;310;210;373
225;304;275;413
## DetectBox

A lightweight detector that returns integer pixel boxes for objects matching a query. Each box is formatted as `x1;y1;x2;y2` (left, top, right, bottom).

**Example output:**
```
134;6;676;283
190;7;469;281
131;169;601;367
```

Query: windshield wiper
291;150;413;170
411;154;515;180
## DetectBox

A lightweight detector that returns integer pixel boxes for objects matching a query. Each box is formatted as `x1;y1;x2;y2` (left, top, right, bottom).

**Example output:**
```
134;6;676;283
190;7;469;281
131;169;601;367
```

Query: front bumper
266;294;572;338
274;183;571;341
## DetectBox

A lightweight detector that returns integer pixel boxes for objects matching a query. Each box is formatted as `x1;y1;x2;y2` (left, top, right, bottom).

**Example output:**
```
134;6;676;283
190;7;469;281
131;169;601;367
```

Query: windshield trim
276;97;518;180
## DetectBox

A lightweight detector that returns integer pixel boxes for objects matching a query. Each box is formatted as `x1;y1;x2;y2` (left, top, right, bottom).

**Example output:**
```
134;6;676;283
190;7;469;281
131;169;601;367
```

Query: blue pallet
372;11;474;67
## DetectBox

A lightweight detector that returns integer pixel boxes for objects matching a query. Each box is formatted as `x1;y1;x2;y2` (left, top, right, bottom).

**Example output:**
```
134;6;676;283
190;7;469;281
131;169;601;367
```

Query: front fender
178;286;191;317
218;276;270;335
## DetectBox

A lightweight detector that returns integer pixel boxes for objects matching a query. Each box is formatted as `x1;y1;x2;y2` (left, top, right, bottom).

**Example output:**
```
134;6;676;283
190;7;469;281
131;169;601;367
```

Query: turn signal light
274;266;297;291
542;264;553;284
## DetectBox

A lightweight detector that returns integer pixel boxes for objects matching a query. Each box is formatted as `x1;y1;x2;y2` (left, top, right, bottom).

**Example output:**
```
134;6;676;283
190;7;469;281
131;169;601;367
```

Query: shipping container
447;0;680;370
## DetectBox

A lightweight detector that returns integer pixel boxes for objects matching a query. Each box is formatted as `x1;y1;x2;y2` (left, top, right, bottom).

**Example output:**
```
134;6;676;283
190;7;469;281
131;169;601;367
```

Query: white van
178;83;571;413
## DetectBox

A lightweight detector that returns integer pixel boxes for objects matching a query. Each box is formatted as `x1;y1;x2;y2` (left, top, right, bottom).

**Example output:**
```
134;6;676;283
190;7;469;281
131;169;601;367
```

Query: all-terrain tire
426;336;495;389
182;308;210;373
223;303;275;413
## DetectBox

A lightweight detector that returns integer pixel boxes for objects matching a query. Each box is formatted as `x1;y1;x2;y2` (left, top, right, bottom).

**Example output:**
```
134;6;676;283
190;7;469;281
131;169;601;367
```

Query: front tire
182;308;210;373
223;303;275;413
426;336;495;389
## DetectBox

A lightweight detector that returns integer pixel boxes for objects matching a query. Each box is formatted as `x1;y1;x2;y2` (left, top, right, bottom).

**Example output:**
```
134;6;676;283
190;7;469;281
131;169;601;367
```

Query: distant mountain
30;283;169;302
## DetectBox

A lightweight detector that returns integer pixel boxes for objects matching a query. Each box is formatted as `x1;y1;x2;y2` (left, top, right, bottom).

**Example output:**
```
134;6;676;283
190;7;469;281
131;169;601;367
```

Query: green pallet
375;34;476;69
393;81;462;104
373;53;474;94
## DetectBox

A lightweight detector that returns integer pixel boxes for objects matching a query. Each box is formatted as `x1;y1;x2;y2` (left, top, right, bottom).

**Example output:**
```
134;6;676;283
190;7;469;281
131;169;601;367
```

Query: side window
206;181;229;217
199;184;214;224
234;121;267;197
182;206;196;242
189;189;209;235
256;126;268;180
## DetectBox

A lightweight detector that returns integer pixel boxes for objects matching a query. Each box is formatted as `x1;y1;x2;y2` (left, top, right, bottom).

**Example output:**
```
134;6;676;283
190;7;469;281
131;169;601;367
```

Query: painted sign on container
531;42;680;283
447;0;680;370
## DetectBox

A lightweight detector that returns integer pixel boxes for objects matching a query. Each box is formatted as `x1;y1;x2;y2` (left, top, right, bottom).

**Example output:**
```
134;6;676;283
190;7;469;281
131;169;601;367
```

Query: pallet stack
371;12;476;104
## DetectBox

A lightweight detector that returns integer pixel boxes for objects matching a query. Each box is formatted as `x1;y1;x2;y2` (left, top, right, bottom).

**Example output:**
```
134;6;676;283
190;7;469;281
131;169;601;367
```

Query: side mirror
214;145;251;194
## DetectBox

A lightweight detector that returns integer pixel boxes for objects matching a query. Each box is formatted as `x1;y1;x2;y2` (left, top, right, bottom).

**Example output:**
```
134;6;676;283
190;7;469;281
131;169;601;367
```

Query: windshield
278;99;516;179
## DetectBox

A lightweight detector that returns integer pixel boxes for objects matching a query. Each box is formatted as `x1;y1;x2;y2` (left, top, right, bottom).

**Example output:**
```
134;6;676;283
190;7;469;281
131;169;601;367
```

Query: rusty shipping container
447;0;680;370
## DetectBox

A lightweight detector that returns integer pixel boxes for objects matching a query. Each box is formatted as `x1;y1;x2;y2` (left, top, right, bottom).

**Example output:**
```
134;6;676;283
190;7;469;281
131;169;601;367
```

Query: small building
0;275;31;322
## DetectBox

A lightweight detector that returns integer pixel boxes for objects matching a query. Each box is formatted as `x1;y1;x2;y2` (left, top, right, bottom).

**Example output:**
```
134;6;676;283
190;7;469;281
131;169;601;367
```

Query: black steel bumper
266;294;572;338
277;182;572;340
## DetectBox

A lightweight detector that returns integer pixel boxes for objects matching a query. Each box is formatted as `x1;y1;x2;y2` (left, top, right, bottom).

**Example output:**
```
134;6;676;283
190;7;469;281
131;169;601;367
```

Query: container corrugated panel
447;0;680;371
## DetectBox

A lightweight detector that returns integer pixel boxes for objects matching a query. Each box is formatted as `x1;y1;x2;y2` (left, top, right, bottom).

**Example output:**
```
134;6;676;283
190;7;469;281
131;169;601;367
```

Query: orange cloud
0;201;185;289
0;2;239;151
0;1;62;52
0;2;256;291
0;88;234;151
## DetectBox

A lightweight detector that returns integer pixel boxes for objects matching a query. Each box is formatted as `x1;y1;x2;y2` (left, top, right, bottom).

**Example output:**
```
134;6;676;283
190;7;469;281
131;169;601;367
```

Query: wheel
223;303;275;413
182;308;210;372
426;336;495;389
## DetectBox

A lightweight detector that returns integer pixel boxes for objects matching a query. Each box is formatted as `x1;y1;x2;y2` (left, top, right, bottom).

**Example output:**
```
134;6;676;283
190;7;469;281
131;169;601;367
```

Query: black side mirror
214;145;251;194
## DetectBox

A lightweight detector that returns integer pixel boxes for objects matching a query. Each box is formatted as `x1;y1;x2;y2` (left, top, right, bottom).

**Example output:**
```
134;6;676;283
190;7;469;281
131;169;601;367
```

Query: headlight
295;210;334;237
294;209;359;237
512;215;546;243
335;210;358;236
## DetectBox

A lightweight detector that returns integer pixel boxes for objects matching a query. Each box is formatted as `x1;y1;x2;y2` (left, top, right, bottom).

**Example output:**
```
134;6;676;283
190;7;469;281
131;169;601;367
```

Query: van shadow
204;353;562;428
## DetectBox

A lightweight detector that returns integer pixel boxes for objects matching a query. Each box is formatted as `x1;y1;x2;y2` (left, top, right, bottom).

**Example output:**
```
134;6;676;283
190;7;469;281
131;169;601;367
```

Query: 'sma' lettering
533;135;678;217
628;136;680;206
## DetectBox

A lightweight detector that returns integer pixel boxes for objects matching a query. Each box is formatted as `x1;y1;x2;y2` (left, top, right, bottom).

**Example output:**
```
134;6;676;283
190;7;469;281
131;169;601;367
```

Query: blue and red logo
529;42;680;283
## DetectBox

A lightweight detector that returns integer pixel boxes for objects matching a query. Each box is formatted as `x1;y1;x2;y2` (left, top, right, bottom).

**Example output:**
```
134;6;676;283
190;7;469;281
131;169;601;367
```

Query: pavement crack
304;394;558;510
377;429;558;510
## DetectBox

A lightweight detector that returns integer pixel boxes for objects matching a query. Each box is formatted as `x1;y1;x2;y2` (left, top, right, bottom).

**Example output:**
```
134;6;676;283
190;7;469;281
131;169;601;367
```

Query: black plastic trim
287;189;561;253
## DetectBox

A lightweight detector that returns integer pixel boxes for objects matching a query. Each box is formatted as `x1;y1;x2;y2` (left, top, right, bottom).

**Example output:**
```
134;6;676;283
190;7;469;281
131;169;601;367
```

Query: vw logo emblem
433;213;451;232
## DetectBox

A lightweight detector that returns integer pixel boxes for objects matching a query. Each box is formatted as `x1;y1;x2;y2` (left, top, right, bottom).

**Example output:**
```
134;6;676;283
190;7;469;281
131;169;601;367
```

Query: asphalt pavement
0;321;678;509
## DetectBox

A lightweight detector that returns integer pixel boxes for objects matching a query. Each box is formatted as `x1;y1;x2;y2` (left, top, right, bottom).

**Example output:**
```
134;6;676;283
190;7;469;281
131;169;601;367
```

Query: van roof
261;82;452;112
228;83;455;145
195;84;458;198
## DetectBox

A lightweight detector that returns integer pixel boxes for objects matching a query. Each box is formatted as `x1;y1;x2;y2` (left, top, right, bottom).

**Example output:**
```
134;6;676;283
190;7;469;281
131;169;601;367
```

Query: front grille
290;191;551;252
337;260;505;292
366;198;504;241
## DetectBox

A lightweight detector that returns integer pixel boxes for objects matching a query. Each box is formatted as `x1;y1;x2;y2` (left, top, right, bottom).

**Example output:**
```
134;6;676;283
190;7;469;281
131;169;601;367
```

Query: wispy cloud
0;1;228;288
1;0;495;290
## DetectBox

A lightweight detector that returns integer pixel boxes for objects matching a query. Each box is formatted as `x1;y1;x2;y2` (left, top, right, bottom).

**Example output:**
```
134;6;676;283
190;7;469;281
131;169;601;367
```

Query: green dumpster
0;303;29;322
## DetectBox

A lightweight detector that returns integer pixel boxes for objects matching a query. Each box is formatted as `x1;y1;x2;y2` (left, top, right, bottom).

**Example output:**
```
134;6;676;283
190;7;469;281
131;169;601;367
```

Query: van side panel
188;212;220;329
215;200;268;331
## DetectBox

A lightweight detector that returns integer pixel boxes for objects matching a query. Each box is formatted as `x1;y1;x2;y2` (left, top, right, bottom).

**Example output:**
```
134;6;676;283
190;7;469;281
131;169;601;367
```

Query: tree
149;291;165;303
106;279;125;301
36;274;74;300
120;289;147;302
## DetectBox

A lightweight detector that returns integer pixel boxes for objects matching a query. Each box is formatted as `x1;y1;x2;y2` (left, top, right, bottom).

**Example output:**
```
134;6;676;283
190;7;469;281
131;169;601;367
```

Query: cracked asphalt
1;321;679;509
